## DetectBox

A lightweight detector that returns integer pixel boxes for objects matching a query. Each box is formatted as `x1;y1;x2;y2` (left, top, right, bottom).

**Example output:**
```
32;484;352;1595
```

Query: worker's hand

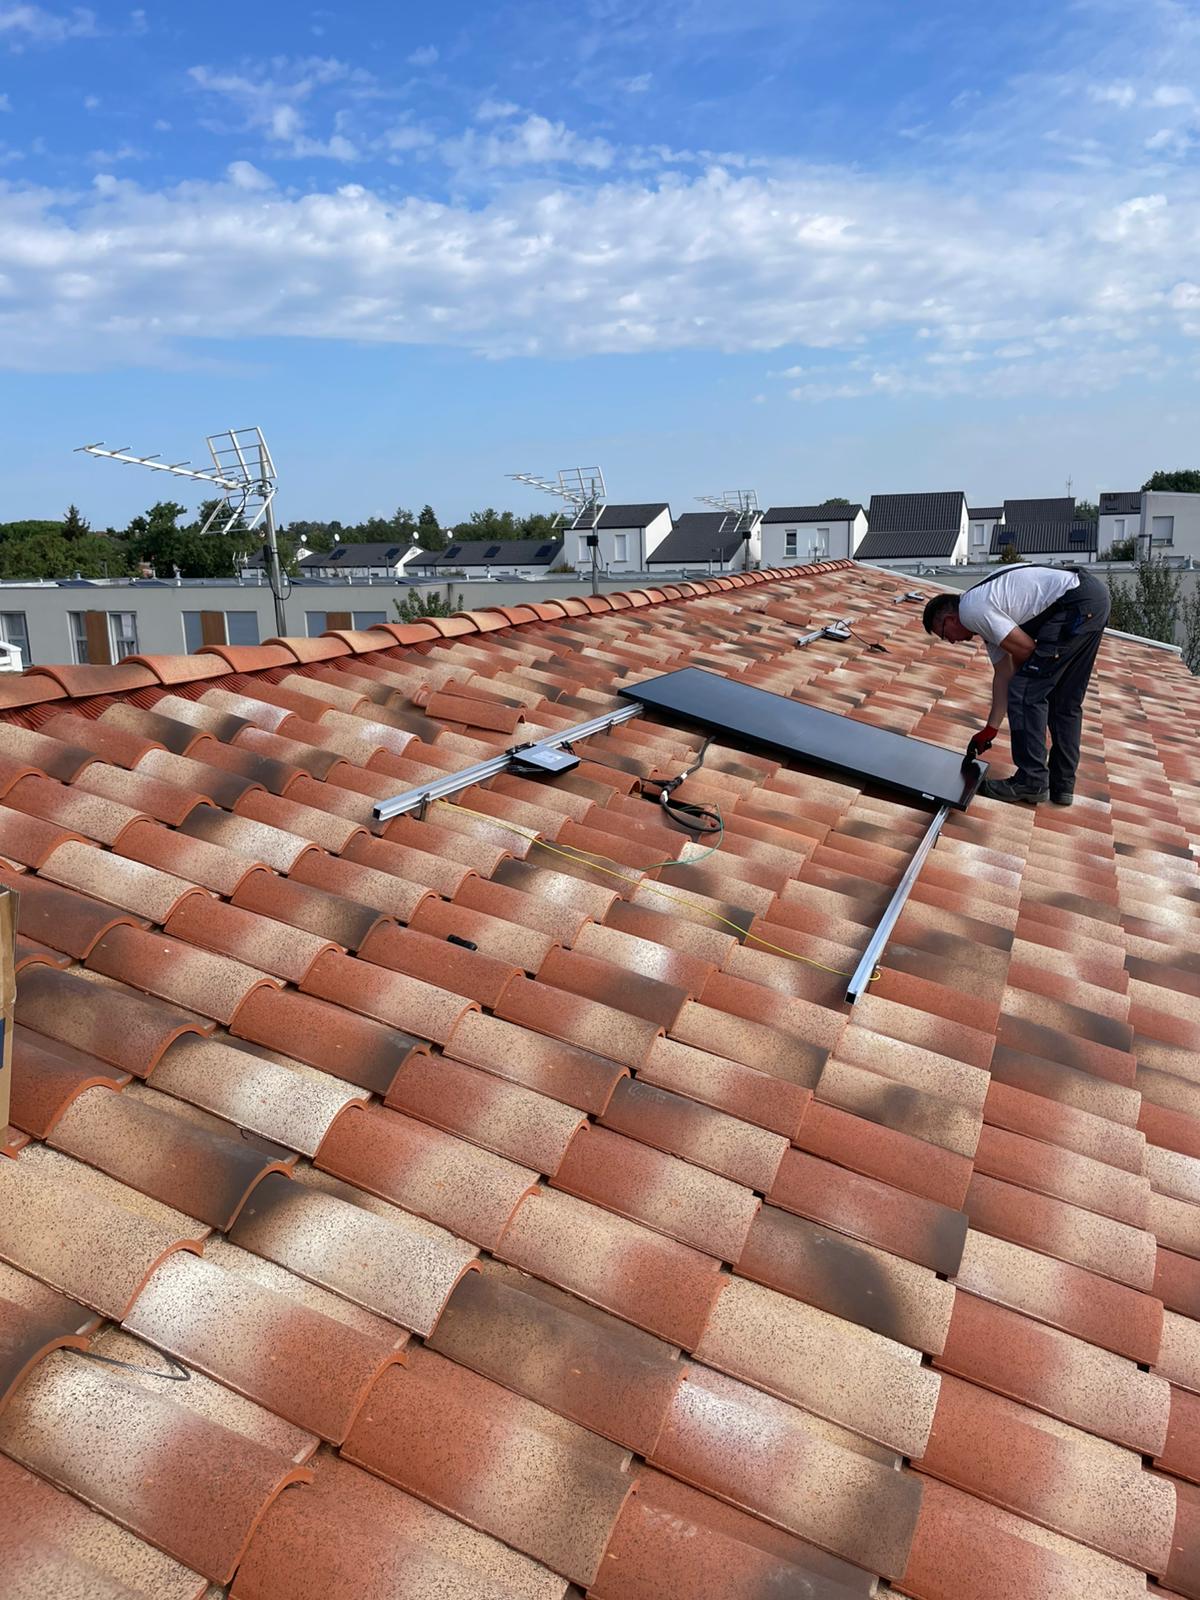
964;724;999;765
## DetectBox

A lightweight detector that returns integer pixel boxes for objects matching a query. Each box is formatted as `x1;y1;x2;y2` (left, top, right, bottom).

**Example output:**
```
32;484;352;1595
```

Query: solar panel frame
619;667;984;810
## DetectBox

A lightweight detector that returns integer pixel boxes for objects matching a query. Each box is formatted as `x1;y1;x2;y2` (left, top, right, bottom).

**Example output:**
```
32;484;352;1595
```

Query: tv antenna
697;490;760;571
508;466;607;595
77;426;288;637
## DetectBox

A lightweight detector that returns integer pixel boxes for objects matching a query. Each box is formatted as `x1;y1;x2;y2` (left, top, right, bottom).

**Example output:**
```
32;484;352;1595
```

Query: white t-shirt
958;566;1080;664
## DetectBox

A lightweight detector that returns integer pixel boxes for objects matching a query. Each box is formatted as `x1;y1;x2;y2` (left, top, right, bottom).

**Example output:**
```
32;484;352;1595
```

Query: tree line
0;500;560;582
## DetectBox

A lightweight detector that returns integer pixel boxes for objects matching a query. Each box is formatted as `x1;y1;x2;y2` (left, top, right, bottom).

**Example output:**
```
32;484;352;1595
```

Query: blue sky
2;0;1199;526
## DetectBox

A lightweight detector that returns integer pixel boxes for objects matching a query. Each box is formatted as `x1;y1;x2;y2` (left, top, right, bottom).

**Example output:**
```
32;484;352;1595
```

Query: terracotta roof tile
936;1288;1170;1455
0;1451;211;1600
229;986;420;1094
0;1143;207;1317
48;1084;290;1229
965;1171;1156;1290
229;1168;477;1335
648;1362;922;1579
8;1023;129;1138
179;802;316;871
443;1009;627;1113
495;1186;723;1345
230;1449;567;1600
86;924;279;1024
316;1101;536;1248
231;868;389;950
342;1347;633;1586
16;965;211;1077
0;1336;311;1584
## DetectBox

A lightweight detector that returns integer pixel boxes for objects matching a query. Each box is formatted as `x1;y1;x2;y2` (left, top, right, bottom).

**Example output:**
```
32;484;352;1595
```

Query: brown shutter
200;611;227;646
325;612;353;631
84;611;112;665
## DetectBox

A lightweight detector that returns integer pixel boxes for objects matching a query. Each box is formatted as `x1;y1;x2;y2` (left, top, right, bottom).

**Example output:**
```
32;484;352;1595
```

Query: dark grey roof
412;537;565;568
1100;490;1142;515
647;513;747;565
761;503;862;523
854;528;961;560
299;542;419;568
573;503;670;529
1002;497;1075;526
967;507;1002;521
990;521;1098;555
866;491;965;532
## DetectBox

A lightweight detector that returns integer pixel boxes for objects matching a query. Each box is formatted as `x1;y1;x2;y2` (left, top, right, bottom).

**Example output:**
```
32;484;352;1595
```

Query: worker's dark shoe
980;775;1050;805
1051;790;1074;807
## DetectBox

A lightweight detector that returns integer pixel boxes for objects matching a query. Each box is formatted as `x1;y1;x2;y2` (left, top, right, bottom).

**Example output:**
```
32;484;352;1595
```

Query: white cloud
83;92;99;109
447;113;614;171
476;98;520;121
189;57;363;161
1089;82;1136;109
0;3;94;45
3;159;1200;376
87;143;144;165
153;118;170;131
622;73;651;93
227;159;272;190
407;44;438;67
1152;85;1194;108
0;92;9;111
382;121;435;154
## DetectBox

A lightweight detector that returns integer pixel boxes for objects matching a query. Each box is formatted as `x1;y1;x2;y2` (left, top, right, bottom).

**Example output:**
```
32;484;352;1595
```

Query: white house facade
854;491;969;567
1138;491;1200;562
760;504;867;565
967;507;1002;563
1098;491;1141;555
563;504;673;574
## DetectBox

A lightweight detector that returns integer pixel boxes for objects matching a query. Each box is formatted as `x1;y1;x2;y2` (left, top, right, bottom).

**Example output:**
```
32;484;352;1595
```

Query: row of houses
288;487;1200;582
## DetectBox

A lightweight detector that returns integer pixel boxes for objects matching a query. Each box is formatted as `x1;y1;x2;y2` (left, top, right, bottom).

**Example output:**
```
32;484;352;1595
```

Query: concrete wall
0;568;780;667
565;508;673;572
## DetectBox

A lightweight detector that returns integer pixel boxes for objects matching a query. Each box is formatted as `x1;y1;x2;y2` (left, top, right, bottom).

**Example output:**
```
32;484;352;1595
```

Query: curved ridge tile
315;1102;537;1249
341;1347;634;1588
229;986;420;1094
124;1250;407;1444
49;1084;293;1230
16;965;211;1077
39;839;208;922
0;1261;98;1413
86;924;279;1024
8;1023;129;1138
0;1451;210;1600
230;1449;567;1600
0;1343;313;1585
0;1144;206;1318
229;1169;478;1336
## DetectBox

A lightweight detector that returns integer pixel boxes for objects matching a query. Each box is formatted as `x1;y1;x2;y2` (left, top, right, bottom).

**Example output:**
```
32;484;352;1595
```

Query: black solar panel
620;667;983;810
484;545;501;558
535;542;556;559
445;546;461;559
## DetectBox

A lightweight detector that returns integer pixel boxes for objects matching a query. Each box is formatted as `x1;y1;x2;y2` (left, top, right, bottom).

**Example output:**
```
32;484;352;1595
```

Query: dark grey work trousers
1006;571;1110;793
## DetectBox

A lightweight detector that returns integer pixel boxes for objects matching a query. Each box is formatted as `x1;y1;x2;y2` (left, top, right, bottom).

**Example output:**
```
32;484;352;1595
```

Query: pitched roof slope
1003;497;1076;526
2;560;1200;1598
990;520;1099;555
763;503;864;522
647;511;747;564
867;491;965;531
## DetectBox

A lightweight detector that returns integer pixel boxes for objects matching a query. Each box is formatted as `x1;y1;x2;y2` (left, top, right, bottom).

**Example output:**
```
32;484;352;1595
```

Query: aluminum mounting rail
846;801;951;1004
372;703;644;822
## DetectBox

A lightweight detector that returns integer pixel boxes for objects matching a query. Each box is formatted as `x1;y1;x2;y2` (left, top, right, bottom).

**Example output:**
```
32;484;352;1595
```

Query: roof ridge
0;561;852;719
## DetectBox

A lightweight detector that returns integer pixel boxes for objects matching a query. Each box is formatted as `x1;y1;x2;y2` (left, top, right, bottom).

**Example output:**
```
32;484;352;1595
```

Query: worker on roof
921;564;1110;807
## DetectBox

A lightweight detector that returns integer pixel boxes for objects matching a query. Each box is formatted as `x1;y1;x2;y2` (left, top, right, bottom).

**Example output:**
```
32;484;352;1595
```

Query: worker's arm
988;649;1016;727
996;625;1036;669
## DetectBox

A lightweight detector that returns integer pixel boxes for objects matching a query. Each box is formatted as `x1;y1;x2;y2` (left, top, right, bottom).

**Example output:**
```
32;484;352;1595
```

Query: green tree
61;504;91;540
416;504;447;552
126;499;251;579
998;543;1023;564
1142;470;1200;493
1181;587;1200;675
823;497;852;505
0;520;63;543
1075;500;1098;522
393;589;462;622
0;530;126;580
1100;537;1135;561
453;507;520;539
516;511;560;538
1107;558;1185;644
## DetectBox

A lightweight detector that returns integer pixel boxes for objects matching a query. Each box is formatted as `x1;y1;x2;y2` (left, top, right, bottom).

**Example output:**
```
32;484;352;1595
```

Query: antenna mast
698;490;760;571
77;426;288;637
508;466;607;597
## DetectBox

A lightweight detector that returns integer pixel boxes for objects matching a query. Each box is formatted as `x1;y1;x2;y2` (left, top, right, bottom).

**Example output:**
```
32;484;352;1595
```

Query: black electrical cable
645;734;722;836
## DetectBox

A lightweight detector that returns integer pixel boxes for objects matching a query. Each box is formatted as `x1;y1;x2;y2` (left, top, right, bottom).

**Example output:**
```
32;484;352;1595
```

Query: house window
613;533;628;562
306;611;328;637
226;611;260;646
69;612;89;664
0;612;30;667
182;612;205;653
812;527;830;559
970;522;987;545
1152;515;1175;546
352;610;387;630
109;612;139;660
784;529;798;557
1113;518;1126;537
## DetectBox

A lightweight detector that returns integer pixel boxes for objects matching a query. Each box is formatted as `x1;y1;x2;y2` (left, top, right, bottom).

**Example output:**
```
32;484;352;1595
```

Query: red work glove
965;724;998;764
